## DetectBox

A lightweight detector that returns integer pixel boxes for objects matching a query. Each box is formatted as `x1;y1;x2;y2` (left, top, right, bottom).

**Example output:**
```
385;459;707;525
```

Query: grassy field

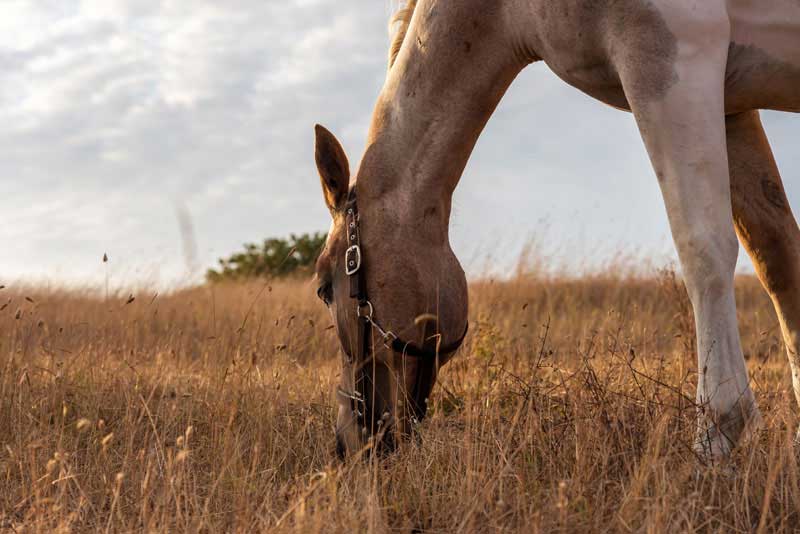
1;269;799;532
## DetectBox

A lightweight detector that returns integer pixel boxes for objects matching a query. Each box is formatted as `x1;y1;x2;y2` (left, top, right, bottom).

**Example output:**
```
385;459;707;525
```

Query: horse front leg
619;8;761;459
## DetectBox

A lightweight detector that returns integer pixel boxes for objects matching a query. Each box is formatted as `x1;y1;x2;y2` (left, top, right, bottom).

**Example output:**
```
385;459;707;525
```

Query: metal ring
356;300;374;320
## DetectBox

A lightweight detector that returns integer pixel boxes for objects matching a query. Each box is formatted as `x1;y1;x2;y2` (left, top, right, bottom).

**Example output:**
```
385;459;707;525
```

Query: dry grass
1;270;798;533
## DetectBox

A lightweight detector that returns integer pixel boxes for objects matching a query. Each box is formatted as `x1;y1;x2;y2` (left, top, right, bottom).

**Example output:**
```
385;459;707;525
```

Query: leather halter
335;188;468;431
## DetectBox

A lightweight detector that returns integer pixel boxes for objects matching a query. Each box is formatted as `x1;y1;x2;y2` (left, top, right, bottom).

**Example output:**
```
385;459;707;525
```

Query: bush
206;232;326;282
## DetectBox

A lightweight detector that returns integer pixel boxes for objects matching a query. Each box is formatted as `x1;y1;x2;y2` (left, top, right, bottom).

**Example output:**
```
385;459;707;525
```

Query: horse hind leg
727;110;800;439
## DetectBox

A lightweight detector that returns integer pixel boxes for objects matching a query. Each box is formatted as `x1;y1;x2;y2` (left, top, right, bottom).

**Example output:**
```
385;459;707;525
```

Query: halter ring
356;300;374;320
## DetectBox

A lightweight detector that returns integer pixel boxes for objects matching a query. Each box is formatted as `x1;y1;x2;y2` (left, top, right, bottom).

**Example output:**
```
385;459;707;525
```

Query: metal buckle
345;245;361;276
381;330;397;349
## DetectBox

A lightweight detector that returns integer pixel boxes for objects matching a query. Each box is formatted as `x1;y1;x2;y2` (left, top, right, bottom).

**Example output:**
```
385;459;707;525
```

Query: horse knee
676;229;739;303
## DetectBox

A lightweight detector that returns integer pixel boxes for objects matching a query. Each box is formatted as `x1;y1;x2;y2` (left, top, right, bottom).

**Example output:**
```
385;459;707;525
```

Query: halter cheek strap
337;188;468;430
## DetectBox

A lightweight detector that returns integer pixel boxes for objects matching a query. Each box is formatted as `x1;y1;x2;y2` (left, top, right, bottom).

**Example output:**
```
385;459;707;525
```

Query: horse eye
317;281;333;305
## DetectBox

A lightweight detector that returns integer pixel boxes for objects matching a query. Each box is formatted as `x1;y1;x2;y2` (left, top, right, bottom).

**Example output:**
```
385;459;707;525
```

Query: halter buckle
345;245;361;275
381;330;397;348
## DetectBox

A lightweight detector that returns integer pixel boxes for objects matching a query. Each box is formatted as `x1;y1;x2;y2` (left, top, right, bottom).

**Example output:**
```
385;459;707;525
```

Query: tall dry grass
0;269;798;532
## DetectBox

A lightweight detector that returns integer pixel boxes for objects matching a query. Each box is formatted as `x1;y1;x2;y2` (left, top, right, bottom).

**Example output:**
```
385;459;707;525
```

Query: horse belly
545;59;632;111
726;0;800;112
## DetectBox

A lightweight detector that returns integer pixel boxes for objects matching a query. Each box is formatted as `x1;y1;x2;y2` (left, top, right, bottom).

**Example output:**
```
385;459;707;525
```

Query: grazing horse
313;0;800;459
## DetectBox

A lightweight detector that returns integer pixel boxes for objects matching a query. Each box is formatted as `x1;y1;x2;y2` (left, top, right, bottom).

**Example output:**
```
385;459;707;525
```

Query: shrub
206;232;326;282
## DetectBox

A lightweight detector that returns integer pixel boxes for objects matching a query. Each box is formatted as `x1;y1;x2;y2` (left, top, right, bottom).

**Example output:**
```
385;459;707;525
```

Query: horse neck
356;1;526;212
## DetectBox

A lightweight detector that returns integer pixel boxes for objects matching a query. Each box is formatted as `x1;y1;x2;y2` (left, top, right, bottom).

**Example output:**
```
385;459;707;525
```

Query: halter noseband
336;188;468;431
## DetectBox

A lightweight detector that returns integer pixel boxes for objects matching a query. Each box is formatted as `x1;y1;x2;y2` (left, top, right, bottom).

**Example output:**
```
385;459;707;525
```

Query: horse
313;0;800;459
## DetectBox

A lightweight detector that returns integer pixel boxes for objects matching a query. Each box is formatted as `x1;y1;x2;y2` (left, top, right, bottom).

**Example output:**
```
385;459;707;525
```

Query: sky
1;0;799;288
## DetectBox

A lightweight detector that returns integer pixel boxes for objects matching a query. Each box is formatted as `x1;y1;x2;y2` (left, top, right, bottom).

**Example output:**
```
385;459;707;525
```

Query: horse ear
314;124;350;212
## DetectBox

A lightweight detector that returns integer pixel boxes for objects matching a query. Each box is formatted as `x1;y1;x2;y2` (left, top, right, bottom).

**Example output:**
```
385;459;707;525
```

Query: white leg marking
623;12;760;458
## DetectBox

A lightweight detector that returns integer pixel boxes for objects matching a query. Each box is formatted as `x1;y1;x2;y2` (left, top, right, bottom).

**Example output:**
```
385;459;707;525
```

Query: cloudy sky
2;1;799;288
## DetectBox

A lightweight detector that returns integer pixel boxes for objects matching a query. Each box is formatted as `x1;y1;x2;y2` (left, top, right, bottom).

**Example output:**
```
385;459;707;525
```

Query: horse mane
388;0;417;69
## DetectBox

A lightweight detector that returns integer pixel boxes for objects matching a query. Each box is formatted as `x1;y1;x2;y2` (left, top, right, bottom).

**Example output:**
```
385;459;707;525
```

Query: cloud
0;1;391;285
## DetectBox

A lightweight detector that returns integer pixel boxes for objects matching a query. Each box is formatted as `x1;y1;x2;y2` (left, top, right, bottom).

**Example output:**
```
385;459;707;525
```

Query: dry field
1;269;799;533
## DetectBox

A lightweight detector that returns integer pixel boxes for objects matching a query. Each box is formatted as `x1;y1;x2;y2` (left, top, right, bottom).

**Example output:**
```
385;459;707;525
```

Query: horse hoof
694;402;763;461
